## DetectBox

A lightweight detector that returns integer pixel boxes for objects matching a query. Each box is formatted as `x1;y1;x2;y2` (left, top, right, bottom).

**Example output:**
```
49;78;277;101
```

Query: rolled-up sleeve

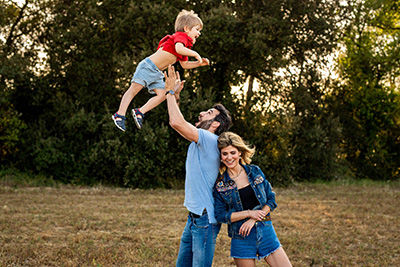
266;182;277;212
258;167;277;212
213;188;232;224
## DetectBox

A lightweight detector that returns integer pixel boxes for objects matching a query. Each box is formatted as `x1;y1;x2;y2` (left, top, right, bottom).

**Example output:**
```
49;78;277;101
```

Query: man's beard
196;119;213;130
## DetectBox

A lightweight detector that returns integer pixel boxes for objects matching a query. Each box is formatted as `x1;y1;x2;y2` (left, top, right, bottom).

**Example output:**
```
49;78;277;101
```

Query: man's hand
173;71;185;101
164;65;178;92
164;65;185;101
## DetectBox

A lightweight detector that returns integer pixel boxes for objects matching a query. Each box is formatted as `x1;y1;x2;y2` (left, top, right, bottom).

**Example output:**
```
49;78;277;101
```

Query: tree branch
5;0;29;50
374;24;400;31
245;75;255;112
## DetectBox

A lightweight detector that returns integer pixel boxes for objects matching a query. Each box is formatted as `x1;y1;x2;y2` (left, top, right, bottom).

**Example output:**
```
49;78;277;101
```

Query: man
164;65;232;267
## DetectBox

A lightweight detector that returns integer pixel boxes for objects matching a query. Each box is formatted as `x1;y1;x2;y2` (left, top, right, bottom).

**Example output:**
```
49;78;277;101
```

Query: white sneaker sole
132;110;142;129
111;115;126;132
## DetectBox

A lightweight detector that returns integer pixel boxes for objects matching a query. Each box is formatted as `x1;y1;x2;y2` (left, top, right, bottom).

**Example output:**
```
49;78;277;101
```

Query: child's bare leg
138;88;166;115
131;89;166;129
117;82;143;116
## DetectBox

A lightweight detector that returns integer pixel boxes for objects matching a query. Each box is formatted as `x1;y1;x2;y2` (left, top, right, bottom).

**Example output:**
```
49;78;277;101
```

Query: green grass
0;174;399;266
302;177;400;187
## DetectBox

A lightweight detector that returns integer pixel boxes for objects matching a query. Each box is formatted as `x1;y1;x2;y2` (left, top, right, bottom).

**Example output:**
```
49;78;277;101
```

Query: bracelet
166;90;175;95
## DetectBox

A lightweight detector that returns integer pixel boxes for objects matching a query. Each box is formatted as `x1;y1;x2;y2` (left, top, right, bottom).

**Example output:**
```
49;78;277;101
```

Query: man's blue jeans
176;213;221;267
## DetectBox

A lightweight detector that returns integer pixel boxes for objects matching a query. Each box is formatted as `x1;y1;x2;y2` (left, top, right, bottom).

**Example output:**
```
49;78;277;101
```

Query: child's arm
175;43;202;63
179;58;210;69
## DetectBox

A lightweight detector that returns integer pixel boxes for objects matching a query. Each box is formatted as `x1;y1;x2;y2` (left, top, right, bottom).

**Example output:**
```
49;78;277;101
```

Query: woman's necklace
228;166;243;180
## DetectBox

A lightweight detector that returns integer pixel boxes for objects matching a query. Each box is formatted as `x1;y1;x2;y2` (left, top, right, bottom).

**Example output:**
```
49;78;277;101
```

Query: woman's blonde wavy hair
217;132;255;174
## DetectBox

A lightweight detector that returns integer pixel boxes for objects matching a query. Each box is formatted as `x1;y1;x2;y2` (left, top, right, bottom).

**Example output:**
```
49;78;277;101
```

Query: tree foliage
1;0;398;186
329;0;400;180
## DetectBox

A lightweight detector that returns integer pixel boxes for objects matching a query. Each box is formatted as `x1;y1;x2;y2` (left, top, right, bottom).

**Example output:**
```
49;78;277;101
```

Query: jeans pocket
259;220;273;227
193;215;209;229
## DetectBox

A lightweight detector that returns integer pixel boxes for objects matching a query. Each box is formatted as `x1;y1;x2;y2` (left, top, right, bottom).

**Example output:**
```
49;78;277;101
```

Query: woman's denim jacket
213;164;277;239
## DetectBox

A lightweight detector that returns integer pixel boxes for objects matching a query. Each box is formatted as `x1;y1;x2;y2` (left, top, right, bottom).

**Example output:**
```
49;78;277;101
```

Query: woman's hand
239;219;256;236
248;210;266;221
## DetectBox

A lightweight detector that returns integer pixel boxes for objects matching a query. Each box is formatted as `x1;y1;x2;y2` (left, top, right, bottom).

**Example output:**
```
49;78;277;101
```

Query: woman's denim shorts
231;221;281;260
131;57;165;94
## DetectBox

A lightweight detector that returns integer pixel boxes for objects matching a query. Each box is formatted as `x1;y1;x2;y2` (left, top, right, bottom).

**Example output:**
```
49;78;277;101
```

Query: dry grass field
0;180;399;266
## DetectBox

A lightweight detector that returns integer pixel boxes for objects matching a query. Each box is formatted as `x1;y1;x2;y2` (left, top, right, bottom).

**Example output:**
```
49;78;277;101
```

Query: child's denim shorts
230;221;281;260
131;57;165;94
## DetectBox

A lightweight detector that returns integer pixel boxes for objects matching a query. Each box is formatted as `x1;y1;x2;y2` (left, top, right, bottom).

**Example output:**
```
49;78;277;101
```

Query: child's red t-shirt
157;32;194;62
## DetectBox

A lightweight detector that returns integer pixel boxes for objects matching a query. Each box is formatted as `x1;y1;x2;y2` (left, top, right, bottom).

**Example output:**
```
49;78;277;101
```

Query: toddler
112;10;209;131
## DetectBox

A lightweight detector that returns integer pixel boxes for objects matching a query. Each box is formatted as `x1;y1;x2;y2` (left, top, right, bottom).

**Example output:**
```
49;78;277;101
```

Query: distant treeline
1;0;399;187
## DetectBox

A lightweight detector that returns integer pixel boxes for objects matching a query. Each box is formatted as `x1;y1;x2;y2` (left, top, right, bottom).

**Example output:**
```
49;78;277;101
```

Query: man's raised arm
165;65;199;143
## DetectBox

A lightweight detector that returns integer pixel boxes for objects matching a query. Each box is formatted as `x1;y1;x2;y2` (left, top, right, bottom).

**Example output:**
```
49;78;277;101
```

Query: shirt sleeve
196;128;204;145
213;186;233;224
174;33;191;61
257;166;277;212
196;129;218;150
174;33;190;47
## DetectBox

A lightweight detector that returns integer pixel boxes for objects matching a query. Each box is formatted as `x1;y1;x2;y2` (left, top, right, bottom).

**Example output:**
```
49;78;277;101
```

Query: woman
213;132;292;267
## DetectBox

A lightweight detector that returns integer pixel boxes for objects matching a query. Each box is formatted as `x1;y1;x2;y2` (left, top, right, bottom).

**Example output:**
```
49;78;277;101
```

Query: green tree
2;0;378;186
0;0;43;163
228;0;351;181
330;0;400;180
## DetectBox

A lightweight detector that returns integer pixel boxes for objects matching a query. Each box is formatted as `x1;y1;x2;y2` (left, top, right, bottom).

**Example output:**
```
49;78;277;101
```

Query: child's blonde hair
175;10;203;32
218;132;256;174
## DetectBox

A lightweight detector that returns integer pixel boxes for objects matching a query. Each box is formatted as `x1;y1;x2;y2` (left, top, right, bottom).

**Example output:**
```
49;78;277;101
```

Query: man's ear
183;26;190;32
210;121;220;132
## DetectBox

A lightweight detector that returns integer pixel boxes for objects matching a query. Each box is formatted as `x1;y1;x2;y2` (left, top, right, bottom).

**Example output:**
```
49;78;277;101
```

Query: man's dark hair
213;104;232;135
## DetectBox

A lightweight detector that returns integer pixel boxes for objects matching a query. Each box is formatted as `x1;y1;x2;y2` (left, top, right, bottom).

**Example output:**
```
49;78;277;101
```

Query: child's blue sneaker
132;108;144;129
112;113;126;132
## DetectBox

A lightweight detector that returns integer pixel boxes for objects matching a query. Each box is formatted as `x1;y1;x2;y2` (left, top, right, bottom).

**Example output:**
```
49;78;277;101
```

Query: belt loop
189;212;200;219
189;209;207;219
261;214;271;222
202;208;207;216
